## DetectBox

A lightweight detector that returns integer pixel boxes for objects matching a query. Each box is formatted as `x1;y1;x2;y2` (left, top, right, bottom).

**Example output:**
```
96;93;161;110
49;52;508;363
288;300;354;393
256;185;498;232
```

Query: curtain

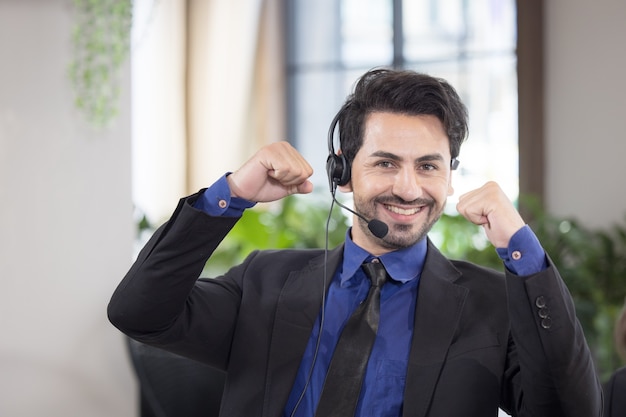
131;0;187;225
132;0;285;225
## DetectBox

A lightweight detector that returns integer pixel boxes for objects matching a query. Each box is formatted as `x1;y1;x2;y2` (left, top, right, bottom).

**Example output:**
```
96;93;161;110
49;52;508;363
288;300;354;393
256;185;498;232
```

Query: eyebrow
370;151;446;164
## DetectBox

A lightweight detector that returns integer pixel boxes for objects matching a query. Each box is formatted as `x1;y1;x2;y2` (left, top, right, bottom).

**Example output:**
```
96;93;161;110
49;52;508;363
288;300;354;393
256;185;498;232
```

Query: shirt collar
340;227;427;285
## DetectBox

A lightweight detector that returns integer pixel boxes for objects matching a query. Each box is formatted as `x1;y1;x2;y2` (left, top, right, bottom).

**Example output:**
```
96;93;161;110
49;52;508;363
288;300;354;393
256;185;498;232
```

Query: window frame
284;0;545;212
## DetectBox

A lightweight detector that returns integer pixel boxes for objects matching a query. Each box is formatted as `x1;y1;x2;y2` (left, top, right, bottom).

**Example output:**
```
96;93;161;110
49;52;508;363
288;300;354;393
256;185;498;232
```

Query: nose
392;167;422;202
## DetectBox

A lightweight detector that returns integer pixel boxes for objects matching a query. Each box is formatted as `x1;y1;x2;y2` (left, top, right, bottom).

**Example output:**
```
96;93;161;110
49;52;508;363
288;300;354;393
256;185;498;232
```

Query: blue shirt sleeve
496;225;548;276
192;173;256;217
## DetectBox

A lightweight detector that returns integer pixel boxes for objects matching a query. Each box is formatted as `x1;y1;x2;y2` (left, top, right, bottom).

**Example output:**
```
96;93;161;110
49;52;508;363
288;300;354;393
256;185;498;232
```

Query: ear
338;182;353;193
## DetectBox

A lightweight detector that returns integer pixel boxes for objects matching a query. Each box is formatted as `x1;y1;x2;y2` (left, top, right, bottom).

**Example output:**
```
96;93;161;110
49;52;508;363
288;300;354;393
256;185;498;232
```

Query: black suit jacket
108;194;602;417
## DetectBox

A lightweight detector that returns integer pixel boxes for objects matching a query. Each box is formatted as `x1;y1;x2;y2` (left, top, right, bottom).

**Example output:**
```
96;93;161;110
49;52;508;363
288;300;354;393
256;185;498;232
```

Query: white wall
545;0;626;229
0;1;135;416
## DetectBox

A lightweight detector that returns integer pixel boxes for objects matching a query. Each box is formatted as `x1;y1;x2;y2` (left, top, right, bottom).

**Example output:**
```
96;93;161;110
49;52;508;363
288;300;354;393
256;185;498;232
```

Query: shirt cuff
192;173;256;216
496;225;548;276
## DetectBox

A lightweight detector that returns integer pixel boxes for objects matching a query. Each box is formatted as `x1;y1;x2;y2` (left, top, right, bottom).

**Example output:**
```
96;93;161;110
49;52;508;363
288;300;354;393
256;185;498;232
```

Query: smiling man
108;68;602;417
348;112;454;254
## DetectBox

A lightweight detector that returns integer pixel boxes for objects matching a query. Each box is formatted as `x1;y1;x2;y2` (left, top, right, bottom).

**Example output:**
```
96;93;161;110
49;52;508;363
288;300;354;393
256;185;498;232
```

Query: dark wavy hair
333;68;469;165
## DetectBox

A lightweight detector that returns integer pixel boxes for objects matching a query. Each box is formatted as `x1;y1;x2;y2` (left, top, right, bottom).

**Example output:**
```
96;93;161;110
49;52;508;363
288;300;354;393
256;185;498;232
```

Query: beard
354;195;444;251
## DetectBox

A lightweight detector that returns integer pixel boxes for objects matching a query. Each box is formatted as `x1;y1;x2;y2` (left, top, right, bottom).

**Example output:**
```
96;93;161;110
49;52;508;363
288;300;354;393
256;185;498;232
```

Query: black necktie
315;259;388;417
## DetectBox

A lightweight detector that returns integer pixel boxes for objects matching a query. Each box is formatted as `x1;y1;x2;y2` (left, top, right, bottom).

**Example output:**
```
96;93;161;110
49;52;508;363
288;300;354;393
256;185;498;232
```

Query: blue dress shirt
193;174;548;416
283;232;424;417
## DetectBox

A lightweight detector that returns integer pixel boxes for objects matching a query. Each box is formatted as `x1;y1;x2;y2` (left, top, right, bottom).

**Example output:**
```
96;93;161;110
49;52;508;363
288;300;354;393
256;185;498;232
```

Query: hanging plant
68;0;133;128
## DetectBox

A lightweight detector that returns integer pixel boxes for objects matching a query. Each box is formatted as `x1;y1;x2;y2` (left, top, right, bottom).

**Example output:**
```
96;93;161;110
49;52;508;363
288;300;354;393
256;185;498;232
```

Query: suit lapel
263;245;344;417
403;241;468;417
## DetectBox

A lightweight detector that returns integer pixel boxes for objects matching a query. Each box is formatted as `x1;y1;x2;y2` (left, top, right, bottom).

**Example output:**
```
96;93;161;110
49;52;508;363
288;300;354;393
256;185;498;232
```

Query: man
108;68;602;416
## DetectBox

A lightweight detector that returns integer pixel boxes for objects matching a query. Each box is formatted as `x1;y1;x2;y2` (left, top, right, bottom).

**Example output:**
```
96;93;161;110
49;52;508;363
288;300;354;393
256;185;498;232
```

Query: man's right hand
227;141;314;203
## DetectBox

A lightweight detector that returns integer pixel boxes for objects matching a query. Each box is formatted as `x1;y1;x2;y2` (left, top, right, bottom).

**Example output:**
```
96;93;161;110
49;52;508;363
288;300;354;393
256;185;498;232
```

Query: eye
419;162;438;171
376;160;396;169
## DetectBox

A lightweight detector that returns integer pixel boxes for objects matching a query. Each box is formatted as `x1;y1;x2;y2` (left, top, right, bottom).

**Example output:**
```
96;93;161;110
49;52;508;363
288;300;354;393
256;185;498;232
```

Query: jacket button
538;307;550;319
541;317;552;329
535;296;546;308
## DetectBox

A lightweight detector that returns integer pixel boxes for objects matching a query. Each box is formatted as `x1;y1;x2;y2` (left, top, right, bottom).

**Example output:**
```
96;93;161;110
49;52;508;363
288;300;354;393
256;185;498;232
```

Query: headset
325;108;351;191
289;107;351;417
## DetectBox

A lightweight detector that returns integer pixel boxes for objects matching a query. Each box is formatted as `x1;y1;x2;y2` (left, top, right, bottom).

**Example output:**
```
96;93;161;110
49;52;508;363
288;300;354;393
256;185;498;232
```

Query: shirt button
511;250;522;260
218;199;227;209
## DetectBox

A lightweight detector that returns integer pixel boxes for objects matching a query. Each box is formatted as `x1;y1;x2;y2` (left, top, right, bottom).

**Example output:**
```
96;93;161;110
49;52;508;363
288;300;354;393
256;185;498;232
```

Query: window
285;0;518;208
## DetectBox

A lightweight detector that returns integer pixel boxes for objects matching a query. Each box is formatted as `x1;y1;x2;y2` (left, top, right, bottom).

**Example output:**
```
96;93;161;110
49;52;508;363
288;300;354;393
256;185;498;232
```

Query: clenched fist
227;142;314;203
456;181;525;249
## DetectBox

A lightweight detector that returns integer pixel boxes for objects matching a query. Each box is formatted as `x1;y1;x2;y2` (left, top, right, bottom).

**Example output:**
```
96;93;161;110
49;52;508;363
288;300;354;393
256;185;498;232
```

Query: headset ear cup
337;154;350;186
326;106;351;189
326;153;350;188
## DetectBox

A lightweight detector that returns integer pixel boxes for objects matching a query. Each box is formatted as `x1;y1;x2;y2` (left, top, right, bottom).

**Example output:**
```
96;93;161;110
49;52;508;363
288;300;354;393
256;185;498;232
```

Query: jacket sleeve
107;192;244;368
502;256;603;417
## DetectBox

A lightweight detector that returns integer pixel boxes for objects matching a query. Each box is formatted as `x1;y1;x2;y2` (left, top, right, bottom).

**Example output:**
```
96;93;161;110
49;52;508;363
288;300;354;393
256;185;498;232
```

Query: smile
384;204;423;216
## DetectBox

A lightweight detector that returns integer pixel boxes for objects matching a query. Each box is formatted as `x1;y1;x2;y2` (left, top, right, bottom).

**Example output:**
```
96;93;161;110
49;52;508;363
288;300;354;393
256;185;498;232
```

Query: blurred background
1;0;625;416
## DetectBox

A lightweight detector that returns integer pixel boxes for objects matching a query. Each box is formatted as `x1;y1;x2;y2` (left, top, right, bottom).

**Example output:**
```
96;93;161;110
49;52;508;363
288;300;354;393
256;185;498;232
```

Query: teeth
385;205;421;215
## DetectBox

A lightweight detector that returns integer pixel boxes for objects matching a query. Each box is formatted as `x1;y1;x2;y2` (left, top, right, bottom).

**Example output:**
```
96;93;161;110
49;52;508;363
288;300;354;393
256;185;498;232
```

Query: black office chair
126;337;226;417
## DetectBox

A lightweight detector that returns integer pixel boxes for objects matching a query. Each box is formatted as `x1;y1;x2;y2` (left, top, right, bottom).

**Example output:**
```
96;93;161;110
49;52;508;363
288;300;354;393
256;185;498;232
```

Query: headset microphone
330;191;388;239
